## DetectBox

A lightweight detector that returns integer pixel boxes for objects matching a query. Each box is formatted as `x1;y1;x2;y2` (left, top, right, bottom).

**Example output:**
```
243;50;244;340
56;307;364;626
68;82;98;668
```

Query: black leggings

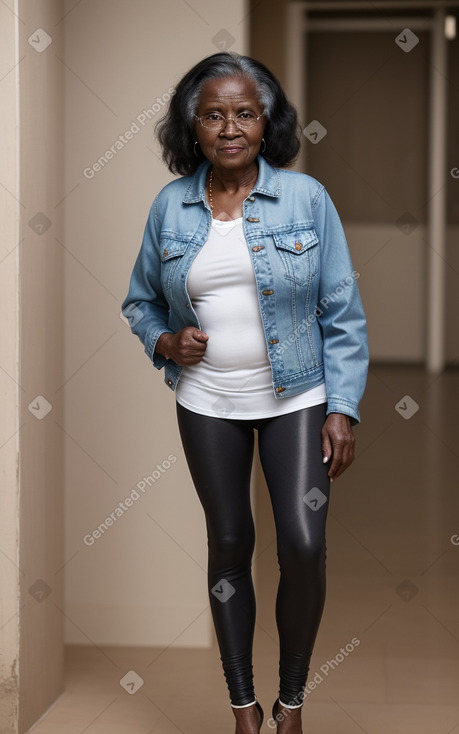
175;400;331;707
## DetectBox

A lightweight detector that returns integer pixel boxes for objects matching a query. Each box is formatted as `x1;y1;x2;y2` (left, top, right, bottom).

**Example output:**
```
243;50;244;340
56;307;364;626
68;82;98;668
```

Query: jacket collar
182;154;281;205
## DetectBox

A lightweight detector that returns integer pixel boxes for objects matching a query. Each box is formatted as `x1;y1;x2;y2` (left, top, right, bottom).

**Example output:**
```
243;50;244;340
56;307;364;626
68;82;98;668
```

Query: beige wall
63;0;248;648
18;0;65;727
0;4;21;730
1;1;65;732
2;1;249;731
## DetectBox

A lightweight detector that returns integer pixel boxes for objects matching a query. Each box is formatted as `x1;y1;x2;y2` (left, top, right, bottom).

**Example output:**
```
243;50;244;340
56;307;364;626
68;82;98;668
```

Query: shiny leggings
175;400;331;707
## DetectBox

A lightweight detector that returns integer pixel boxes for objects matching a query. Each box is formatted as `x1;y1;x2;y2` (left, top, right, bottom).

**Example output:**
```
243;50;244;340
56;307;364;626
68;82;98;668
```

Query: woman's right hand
155;328;209;365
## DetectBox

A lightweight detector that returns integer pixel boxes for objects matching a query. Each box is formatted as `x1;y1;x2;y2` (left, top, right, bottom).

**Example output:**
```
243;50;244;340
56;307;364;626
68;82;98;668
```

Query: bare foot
232;702;263;734
275;702;303;734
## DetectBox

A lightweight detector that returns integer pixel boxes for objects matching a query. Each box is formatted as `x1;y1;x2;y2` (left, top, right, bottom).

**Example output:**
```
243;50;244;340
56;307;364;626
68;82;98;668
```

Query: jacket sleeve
312;185;369;425
120;197;174;370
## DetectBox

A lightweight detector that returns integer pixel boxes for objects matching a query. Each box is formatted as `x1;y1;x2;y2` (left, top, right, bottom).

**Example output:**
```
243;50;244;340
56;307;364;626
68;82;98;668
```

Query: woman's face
194;75;266;173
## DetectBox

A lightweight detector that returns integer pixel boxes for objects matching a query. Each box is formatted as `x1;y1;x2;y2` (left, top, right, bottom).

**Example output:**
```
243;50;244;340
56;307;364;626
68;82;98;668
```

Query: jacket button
186;303;190;308
163;248;169;258
247;196;255;202
262;289;274;295
295;242;302;251
247;217;260;222
252;245;265;252
269;338;279;344
167;379;172;385
276;386;286;393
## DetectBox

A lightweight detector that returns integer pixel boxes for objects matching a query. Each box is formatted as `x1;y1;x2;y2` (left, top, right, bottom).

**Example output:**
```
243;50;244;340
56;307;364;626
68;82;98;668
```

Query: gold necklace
208;168;214;212
208;167;258;215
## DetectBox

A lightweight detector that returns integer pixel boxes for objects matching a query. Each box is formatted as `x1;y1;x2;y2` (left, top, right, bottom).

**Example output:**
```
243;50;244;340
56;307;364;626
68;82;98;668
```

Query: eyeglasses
194;110;265;131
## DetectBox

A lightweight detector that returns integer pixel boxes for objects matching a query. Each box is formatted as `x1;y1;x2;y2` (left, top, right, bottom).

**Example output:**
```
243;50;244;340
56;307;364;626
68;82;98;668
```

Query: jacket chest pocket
159;239;188;292
273;228;319;286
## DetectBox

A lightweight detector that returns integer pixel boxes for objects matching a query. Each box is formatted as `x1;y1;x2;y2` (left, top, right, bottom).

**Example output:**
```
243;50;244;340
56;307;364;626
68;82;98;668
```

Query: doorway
286;1;459;368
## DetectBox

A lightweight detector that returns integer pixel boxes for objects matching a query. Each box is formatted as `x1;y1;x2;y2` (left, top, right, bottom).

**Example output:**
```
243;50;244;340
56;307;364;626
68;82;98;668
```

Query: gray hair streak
184;53;275;125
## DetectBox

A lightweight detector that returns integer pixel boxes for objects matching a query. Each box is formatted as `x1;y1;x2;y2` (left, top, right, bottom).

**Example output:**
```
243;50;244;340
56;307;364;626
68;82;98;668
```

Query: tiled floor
28;365;459;733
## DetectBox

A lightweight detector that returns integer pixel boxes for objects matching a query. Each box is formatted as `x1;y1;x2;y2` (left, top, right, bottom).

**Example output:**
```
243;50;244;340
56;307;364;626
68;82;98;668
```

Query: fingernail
323;456;328;463
330;477;334;483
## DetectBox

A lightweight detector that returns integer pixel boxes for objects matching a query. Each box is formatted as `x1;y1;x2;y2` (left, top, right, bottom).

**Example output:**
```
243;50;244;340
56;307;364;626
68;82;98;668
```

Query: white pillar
426;8;447;372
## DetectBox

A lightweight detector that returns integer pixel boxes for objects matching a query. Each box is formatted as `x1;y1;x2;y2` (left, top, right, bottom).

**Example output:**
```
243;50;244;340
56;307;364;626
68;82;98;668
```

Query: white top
175;217;327;419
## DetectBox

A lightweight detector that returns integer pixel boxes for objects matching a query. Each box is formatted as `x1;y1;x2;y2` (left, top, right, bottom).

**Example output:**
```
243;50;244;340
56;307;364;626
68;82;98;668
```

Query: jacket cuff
325;397;361;426
145;328;174;370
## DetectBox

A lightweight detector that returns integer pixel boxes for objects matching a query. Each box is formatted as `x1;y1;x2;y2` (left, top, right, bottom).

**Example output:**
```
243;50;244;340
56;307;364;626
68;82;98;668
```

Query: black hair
155;52;301;175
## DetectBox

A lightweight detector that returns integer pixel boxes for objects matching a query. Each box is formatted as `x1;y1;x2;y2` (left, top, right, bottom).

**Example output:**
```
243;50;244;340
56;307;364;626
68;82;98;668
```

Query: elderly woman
121;52;368;734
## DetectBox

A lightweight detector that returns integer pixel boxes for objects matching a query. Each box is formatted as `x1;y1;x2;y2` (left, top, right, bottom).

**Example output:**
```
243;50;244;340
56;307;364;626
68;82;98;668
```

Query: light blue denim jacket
121;155;369;425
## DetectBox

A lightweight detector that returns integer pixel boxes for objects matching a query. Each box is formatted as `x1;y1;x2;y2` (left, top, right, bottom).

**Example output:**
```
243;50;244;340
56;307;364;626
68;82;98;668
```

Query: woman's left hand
321;412;355;483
